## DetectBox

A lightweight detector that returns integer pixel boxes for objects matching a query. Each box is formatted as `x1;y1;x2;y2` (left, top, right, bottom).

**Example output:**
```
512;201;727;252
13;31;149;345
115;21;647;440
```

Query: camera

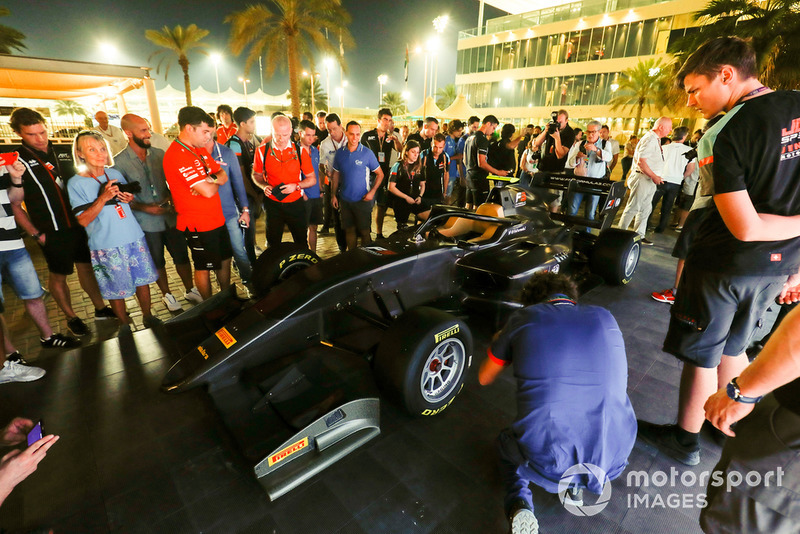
684;148;698;161
99;180;142;195
547;111;560;135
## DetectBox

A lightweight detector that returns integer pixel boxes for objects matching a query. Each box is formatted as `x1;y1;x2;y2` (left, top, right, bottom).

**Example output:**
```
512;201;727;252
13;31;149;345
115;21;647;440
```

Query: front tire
251;243;320;297
590;229;640;285
373;307;472;416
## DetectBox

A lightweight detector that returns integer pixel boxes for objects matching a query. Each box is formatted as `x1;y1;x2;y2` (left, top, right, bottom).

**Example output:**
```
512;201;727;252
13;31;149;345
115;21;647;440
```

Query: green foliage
435;84;457;110
299;77;328;112
607;58;675;136
226;0;354;117
145;24;210;106
0;8;25;55
382;91;407;116
53;100;89;123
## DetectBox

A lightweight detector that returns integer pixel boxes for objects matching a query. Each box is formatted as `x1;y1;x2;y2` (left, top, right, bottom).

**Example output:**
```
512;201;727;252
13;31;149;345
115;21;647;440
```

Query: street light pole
377;74;387;108
238;77;250;107
211;53;221;99
432;15;449;98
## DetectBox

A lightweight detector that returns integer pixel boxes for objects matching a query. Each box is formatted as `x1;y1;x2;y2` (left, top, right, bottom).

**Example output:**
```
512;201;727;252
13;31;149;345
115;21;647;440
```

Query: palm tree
670;0;800;90
145;24;210;106
607;58;675;136
299;78;328;112
226;1;354;118
435;84;457;110
53;100;88;126
0;8;24;54
382;92;407;116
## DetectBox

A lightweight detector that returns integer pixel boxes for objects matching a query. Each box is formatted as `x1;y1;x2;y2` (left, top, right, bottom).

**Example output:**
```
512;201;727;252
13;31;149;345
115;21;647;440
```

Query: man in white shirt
617;117;673;244
93;111;128;156
318;113;347;252
649;127;695;233
566;120;611;226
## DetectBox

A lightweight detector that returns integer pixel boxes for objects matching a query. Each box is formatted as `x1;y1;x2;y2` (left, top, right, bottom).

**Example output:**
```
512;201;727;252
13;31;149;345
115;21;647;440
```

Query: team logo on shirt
355;159;364;166
771;253;782;262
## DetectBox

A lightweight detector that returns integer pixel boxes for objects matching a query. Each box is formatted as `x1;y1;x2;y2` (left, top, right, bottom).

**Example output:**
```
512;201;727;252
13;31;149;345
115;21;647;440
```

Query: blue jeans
497;428;536;515
225;217;252;283
0;247;45;302
568;192;600;230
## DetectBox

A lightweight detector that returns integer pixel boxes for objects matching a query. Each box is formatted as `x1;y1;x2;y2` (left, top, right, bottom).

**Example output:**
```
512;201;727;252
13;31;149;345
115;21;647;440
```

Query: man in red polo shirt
163;106;231;300
253;114;317;248
216;104;237;145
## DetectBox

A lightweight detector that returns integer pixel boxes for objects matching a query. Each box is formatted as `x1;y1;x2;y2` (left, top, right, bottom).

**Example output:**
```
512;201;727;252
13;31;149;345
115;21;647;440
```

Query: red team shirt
216;123;237;145
163;141;225;232
253;141;314;203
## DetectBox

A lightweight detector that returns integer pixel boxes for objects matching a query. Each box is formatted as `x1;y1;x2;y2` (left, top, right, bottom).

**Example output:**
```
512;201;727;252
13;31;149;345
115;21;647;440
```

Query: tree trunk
633;98;644;137
179;55;192;106
287;35;301;118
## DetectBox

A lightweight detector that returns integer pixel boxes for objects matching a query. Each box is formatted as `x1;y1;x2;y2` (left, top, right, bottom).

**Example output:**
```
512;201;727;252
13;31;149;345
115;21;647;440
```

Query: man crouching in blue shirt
479;272;636;533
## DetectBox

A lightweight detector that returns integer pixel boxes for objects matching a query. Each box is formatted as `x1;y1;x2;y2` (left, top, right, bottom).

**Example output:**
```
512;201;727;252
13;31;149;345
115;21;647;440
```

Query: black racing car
159;176;640;499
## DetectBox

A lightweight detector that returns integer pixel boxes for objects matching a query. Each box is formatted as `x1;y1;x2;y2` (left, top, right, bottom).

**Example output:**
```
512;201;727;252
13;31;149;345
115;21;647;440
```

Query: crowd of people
2;36;800;534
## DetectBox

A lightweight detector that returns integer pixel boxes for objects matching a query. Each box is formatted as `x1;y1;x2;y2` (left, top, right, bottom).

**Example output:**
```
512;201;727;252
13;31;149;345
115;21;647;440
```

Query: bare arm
478;154;508;176
479;357;505;385
683;161;696;178
714;190;800;241
609;152;619;172
637;157;663;185
364;167;384;201
331;170;340;208
76;180;121;227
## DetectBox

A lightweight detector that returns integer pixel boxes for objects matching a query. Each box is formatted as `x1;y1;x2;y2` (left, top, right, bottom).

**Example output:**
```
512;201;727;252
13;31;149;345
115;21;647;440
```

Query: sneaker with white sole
184;287;203;304
0;359;46;384
40;333;81;349
162;293;182;312
510;508;538;534
651;288;676;304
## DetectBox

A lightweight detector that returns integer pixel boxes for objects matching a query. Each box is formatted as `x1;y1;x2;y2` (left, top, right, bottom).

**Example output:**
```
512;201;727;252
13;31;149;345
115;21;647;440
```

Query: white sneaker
162;293;182;312
184;287;203;304
510;508;538;534
0;360;46;384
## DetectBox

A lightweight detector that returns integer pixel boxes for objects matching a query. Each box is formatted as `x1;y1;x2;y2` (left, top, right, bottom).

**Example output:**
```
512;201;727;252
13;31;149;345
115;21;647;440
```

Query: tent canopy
440;94;478;120
0;55;150;100
406;96;443;119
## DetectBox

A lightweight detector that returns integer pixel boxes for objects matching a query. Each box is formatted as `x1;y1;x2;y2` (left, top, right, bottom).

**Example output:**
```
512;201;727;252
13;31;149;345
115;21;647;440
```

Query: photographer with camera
67;131;159;335
532;110;575;212
565;121;611;228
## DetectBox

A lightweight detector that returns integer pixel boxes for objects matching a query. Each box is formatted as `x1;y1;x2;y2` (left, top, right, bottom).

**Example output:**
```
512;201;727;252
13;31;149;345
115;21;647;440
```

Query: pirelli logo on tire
434;324;460;343
278;254;319;270
268;437;309;466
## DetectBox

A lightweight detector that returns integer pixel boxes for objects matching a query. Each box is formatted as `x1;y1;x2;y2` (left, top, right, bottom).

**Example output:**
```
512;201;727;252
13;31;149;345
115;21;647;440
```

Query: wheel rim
277;261;313;281
624;242;640;278
420;338;466;404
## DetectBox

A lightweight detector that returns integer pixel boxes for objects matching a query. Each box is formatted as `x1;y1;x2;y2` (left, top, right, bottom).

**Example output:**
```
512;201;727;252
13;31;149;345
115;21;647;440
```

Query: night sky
7;0;503;109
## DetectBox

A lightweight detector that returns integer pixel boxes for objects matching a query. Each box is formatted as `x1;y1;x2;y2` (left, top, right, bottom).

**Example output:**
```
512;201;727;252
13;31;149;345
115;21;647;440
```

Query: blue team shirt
209;142;249;220
445;135;460;178
67;168;143;250
489;299;636;493
302;144;321;199
332;144;379;202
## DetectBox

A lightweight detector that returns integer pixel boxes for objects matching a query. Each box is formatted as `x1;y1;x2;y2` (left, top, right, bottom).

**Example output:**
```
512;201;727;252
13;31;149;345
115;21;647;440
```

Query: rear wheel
373;307;472;416
590;229;640;285
251;243;320;297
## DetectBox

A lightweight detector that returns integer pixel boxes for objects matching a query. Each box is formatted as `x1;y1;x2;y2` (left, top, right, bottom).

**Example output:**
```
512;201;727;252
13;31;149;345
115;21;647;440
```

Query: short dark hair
178;106;215;129
316;110;327;118
424;116;438;126
482;115;499;125
378;108;392;119
677;36;758;89
468;116;480;125
672;126;690;141
500;123;516;141
217;104;233;117
233;107;256;126
345;120;360;131
326;113;341;126
10;107;46;134
299;119;316;131
520;272;578;305
573;127;582;136
601;124;610;131
433;133;446;144
416;120;423;129
302;112;313;120
448;119;464;133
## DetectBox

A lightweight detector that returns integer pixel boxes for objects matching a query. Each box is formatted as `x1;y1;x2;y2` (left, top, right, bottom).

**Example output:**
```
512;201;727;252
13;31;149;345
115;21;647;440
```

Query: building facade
456;0;703;125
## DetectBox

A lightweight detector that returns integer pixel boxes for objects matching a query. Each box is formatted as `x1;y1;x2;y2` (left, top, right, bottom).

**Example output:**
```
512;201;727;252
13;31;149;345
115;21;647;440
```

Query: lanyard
175;139;213;177
734;86;769;107
24;144;73;225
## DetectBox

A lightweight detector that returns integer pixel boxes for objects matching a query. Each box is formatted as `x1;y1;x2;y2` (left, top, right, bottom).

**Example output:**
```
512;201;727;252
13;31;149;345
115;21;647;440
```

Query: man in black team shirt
407;116;439;153
463;115;508;210
420;133;449;205
9;108;113;337
361;108;401;239
637;37;800;471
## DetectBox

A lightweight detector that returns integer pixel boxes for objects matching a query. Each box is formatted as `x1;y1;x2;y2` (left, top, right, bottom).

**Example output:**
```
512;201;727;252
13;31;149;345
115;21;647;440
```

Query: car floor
1;230;763;534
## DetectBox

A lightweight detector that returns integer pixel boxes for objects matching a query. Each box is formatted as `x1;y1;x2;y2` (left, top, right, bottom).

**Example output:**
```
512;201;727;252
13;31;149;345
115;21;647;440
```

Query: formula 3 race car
160;175;640;500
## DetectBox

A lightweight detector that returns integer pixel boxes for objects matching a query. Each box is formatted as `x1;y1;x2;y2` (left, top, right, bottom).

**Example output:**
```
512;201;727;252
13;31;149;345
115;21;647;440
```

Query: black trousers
264;197;308;249
649;182;681;232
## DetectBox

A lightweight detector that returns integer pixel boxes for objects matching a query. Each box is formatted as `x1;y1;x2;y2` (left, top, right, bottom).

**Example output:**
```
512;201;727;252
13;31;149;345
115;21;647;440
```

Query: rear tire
251;243;320;297
373;307;472;416
590;229;640;285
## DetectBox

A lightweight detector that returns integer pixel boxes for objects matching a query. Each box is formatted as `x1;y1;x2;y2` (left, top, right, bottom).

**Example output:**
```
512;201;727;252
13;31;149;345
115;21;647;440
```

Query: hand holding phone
0;152;19;166
27;421;43;447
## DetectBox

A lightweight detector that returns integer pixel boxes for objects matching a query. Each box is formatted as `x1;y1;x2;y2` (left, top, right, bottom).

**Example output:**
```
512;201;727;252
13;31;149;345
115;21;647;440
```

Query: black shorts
305;197;324;226
663;267;786;368
375;185;390;207
144;226;190;269
671;207;708;260
339;199;373;232
184;225;233;271
466;173;490;205
41;226;92;275
677;191;695;211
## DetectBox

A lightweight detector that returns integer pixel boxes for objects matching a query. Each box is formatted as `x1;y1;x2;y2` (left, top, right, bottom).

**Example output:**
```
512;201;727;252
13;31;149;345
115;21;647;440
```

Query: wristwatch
726;377;763;404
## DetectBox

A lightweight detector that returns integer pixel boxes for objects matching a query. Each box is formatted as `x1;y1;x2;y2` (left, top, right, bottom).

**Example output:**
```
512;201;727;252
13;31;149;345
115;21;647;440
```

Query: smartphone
0;152;19;166
238;220;248;229
27;420;44;446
